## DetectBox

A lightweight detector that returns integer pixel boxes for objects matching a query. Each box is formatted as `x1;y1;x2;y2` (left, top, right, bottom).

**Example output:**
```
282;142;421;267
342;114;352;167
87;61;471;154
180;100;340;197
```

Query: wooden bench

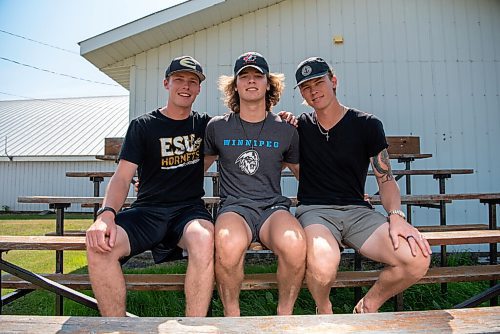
96;135;433;161
17;193;496;234
1;231;499;315
13;193;500;313
1;306;499;333
3;264;500;291
85;134;469;229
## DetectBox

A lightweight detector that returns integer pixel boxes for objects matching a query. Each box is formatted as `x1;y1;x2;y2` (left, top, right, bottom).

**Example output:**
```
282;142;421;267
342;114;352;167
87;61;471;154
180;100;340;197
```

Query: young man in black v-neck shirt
204;52;306;316
294;57;432;314
85;56;214;317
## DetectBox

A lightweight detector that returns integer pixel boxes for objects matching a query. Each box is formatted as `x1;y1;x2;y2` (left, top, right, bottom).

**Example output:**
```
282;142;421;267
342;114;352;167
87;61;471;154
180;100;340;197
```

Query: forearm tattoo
372;149;394;183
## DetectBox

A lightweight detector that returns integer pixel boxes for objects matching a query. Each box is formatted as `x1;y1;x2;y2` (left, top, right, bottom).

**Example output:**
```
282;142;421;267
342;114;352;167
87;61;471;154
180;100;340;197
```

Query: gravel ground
123;251;487;270
122;251;374;269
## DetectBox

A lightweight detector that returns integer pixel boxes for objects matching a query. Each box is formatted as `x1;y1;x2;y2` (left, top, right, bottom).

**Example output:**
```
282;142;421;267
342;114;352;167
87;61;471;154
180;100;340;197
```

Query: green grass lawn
1;214;91;273
0;214;494;316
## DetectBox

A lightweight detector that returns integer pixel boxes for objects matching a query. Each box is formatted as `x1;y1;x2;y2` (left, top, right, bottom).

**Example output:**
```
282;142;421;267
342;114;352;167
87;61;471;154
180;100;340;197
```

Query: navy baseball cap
295;57;331;88
165;56;205;82
234;52;269;76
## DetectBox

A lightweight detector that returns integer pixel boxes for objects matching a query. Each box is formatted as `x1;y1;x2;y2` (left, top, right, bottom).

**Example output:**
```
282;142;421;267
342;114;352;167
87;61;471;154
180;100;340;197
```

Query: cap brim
294;71;328;88
235;65;266;76
167;69;206;82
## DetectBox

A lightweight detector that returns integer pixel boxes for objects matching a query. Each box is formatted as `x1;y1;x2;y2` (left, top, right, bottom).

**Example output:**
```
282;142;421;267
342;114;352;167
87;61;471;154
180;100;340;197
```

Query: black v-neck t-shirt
297;108;388;206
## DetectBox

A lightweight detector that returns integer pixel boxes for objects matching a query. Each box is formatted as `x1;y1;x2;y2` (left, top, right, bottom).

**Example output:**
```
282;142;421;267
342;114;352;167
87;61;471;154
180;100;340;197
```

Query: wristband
96;206;117;218
388;209;406;220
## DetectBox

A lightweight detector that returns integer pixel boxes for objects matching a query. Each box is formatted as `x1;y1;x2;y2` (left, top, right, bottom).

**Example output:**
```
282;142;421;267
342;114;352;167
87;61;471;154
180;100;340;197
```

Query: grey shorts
295;204;387;251
217;195;292;242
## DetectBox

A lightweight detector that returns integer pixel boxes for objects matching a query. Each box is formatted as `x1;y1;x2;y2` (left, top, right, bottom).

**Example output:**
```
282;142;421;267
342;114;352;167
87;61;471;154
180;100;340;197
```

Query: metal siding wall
125;0;500;247
145;48;160;113
0;161;135;212
132;53;148;120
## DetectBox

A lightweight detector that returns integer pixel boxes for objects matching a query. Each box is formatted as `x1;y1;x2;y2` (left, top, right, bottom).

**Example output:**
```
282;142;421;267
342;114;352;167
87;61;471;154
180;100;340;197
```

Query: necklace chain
316;118;330;141
238;112;268;149
315;106;348;142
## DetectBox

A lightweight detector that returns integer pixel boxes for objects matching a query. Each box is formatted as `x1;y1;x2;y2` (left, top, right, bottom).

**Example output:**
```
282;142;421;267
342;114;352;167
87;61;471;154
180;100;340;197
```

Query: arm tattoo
372;149;394;183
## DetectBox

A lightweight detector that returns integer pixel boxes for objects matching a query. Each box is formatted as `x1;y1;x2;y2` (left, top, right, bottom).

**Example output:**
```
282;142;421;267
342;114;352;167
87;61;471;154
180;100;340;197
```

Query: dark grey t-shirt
205;112;299;201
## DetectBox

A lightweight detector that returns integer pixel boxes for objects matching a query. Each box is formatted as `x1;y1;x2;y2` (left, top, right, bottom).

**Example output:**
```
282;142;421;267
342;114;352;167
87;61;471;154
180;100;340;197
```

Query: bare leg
303;224;341;314
215;212;252;316
86;226;130;316
260;210;306;315
178;219;215;317
356;222;430;313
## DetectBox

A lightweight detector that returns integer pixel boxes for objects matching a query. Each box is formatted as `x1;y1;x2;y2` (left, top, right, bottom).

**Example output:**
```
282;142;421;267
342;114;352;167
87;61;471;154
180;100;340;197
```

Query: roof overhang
0;156;106;162
79;0;285;88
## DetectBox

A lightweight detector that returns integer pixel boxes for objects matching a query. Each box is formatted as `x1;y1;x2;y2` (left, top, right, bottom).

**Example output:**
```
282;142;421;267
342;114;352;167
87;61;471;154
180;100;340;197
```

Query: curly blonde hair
219;73;285;113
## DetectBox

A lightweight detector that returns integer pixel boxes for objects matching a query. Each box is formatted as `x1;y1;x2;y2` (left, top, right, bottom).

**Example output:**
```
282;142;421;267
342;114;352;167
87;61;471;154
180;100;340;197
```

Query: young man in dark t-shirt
204;52;306;316
294;57;432;314
86;56;214;317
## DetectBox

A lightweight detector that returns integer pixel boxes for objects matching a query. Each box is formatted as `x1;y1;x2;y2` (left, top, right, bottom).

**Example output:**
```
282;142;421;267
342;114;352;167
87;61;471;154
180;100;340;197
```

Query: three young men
86;53;431;317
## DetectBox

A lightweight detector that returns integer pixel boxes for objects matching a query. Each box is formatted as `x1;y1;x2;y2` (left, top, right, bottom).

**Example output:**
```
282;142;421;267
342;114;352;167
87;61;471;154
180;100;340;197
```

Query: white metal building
0;96;129;212
4;0;494;245
79;0;500;239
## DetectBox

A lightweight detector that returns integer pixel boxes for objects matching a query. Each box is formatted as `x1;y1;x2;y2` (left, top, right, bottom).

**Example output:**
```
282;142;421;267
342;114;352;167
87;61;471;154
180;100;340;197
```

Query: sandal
353;298;365;314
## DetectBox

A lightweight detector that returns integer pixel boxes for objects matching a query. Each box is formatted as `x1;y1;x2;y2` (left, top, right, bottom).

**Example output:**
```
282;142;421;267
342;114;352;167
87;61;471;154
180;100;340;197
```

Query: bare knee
273;233;306;269
398;251;430;280
215;231;247;270
184;221;215;264
307;256;339;286
409;253;430;278
86;242;126;267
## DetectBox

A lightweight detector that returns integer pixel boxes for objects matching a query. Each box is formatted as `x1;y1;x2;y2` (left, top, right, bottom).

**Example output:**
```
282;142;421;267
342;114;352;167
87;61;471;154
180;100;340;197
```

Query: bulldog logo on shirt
235;149;259;175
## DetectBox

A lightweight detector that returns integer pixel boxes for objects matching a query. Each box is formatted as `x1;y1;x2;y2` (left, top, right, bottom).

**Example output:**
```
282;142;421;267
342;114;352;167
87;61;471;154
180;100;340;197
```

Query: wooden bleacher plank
2;265;500;292
66;169;473;179
368;169;473;176
67;171;221;178
1;230;499;252
0;236;86;251
1;307;499;333
66;171;115;178
17;196;219;206
416;224;489;232
45;230;86;237
19;193;500;207
424;230;500;246
389;153;433;160
386;136;420;154
375;193;500;202
15;195;451;207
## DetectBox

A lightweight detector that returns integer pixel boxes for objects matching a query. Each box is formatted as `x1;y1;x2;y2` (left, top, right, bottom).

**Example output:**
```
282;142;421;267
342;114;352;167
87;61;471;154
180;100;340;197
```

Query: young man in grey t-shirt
204;52;305;316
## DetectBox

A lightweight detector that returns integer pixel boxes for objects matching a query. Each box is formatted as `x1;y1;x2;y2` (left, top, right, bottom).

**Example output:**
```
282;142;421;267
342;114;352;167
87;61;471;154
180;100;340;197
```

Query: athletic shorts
217;195;291;242
295;204;387;251
116;203;213;264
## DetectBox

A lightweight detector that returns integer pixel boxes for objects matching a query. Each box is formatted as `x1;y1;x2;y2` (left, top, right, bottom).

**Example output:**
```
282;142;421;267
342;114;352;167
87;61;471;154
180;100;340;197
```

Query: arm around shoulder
284;163;300;180
204;155;218;172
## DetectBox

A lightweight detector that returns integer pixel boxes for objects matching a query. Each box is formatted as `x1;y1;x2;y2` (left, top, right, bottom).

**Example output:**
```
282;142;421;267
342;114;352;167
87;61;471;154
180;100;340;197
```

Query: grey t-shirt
205;112;299;201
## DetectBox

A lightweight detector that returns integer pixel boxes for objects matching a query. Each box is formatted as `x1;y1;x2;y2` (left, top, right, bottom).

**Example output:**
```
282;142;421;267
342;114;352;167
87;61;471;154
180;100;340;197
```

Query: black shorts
116;203;213;264
217;195;291;242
